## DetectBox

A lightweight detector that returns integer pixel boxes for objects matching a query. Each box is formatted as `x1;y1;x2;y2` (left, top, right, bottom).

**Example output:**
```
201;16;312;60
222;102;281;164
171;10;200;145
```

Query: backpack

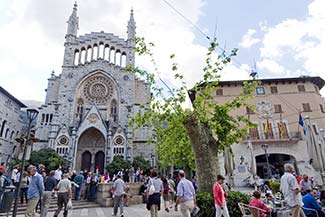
163;182;169;194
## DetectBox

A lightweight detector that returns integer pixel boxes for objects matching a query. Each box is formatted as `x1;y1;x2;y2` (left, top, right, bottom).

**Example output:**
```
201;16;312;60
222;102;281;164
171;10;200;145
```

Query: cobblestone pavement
17;204;182;217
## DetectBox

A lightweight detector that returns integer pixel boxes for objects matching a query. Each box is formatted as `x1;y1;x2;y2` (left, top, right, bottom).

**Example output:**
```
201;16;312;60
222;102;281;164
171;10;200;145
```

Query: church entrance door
81;151;91;172
76;127;106;174
95;151;105;174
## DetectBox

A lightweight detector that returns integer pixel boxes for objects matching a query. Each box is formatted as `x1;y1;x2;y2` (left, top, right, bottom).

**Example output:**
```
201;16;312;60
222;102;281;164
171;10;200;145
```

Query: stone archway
255;153;297;179
76;127;105;173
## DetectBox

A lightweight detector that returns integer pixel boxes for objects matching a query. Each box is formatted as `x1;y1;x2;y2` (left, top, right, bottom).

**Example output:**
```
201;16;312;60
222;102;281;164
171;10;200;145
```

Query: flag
264;119;270;133
299;114;306;135
278;122;285;138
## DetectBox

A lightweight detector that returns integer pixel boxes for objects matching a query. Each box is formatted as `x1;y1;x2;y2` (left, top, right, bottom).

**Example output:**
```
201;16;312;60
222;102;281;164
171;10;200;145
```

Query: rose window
83;76;114;104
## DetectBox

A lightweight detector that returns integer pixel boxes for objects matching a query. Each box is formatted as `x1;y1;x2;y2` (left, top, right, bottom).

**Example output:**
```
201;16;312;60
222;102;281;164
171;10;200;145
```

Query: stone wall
96;182;144;207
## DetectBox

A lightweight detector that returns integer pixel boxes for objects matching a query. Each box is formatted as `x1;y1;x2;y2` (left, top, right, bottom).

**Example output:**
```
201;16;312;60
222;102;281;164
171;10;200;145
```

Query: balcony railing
244;131;302;144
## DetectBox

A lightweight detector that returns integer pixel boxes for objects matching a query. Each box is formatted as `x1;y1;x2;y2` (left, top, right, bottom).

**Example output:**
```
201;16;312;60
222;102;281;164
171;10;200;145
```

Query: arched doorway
95;151;105;174
76;127;105;173
81;151;91;172
255;154;297;179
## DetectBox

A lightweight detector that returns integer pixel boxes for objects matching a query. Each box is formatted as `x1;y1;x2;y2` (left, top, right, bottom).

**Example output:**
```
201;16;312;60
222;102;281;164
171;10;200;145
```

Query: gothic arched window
0;120;7;137
110;100;118;122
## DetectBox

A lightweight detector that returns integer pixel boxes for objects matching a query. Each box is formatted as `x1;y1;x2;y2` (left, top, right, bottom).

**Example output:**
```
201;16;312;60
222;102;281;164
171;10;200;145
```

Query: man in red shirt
213;175;229;217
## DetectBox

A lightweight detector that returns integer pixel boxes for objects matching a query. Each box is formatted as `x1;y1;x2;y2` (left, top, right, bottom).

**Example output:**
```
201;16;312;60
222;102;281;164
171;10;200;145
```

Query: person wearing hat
213;175;229;217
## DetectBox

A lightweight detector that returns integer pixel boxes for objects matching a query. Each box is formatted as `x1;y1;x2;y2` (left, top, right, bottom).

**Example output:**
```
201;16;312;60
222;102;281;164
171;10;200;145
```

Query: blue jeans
75;186;82;200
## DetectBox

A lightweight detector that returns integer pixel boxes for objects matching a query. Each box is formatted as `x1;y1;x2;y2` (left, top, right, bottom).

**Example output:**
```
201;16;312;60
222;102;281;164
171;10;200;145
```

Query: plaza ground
16;204;181;217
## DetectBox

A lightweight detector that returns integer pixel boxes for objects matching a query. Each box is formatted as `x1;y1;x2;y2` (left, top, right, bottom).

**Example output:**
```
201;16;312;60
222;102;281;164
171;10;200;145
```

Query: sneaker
120;214;124;217
112;213;116;216
165;208;169;212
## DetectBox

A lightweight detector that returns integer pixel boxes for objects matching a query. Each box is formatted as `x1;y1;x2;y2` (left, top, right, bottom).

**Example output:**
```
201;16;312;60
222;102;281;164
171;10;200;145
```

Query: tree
129;37;257;192
28;148;64;171
132;156;151;174
106;155;130;176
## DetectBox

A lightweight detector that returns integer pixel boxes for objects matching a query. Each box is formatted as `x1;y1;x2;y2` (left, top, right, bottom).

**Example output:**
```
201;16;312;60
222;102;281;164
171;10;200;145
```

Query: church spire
66;1;79;38
127;8;136;41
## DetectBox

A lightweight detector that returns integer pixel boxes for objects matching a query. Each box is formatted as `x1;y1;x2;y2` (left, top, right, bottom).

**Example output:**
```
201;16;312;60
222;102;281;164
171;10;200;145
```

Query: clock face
256;87;265;95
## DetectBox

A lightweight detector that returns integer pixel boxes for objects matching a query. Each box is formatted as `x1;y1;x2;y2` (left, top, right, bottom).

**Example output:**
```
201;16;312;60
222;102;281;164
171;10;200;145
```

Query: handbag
148;184;155;195
66;199;73;210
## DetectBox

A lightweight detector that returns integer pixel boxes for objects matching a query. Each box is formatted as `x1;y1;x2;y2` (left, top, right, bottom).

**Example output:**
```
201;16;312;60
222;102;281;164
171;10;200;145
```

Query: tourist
123;185;131;207
26;165;44;217
129;166;135;183
146;170;163;217
301;174;314;195
54;166;62;183
280;163;305;217
302;188;325;217
37;164;46;174
11;164;19;185
320;190;325;207
0;171;7;204
20;171;29;204
87;174;98;202
0;162;6;173
84;172;92;200
249;191;272;217
191;176;198;191
104;172;110;183
213;175;229;217
263;193;275;207
53;173;72;217
40;170;57;217
162;176;170;212
174;170;196;217
112;174;126;217
167;174;176;208
74;171;84;200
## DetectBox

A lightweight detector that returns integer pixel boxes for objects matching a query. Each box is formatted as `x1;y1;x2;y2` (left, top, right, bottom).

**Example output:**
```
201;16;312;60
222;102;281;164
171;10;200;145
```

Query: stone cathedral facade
34;3;154;174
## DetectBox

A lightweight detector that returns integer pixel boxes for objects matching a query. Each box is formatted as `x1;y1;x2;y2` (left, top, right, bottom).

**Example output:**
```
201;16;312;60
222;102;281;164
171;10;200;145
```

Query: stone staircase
0;198;99;216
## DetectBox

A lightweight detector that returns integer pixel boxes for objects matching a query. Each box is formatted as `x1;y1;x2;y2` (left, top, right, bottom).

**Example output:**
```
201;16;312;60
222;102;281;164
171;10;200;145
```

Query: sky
0;0;324;102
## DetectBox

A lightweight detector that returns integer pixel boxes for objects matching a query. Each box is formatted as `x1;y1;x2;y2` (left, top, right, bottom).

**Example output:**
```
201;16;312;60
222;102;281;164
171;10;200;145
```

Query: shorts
163;194;169;201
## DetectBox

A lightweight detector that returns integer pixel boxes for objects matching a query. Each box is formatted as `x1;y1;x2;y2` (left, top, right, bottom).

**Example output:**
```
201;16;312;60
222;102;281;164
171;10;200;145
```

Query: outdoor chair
238;203;268;217
302;207;319;217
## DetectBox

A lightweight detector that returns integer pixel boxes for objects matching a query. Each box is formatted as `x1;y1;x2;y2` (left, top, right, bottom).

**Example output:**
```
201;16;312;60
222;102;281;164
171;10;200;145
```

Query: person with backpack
162;176;170;212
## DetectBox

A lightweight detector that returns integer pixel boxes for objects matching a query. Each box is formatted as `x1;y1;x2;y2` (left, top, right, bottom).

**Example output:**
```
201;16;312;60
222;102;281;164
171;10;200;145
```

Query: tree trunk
183;114;220;192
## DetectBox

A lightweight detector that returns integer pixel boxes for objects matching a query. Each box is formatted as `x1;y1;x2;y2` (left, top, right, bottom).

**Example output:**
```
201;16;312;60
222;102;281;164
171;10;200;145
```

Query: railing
244;131;302;143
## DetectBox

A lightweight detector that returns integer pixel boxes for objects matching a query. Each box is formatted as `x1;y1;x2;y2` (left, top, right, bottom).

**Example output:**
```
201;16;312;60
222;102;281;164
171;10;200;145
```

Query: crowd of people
3;160;325;217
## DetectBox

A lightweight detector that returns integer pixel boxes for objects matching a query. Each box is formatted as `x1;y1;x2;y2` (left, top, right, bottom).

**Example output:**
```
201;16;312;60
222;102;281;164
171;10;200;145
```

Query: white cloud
220;64;251;81
257;59;285;75
254;0;325;95
0;0;207;101
239;29;260;48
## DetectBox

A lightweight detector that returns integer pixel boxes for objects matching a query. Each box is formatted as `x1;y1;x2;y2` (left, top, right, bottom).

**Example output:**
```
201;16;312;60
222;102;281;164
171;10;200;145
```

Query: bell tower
63;2;79;67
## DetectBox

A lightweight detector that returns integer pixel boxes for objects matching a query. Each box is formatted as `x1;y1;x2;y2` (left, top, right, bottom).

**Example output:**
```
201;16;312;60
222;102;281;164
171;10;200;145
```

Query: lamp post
261;144;271;179
12;109;39;217
150;154;155;168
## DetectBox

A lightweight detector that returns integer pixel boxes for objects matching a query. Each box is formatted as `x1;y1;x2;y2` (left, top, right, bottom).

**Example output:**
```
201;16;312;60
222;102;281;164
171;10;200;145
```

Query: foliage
127;37;258;191
227;191;251;217
195;192;215;217
195;191;251;217
28;148;64;171
269;180;281;194
132;156;151;174
106;155;130;175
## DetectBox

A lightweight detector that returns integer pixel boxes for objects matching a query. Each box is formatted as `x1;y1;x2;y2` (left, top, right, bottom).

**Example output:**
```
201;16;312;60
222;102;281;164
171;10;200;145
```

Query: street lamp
261;144;271;179
150;154;155;168
12;108;39;217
